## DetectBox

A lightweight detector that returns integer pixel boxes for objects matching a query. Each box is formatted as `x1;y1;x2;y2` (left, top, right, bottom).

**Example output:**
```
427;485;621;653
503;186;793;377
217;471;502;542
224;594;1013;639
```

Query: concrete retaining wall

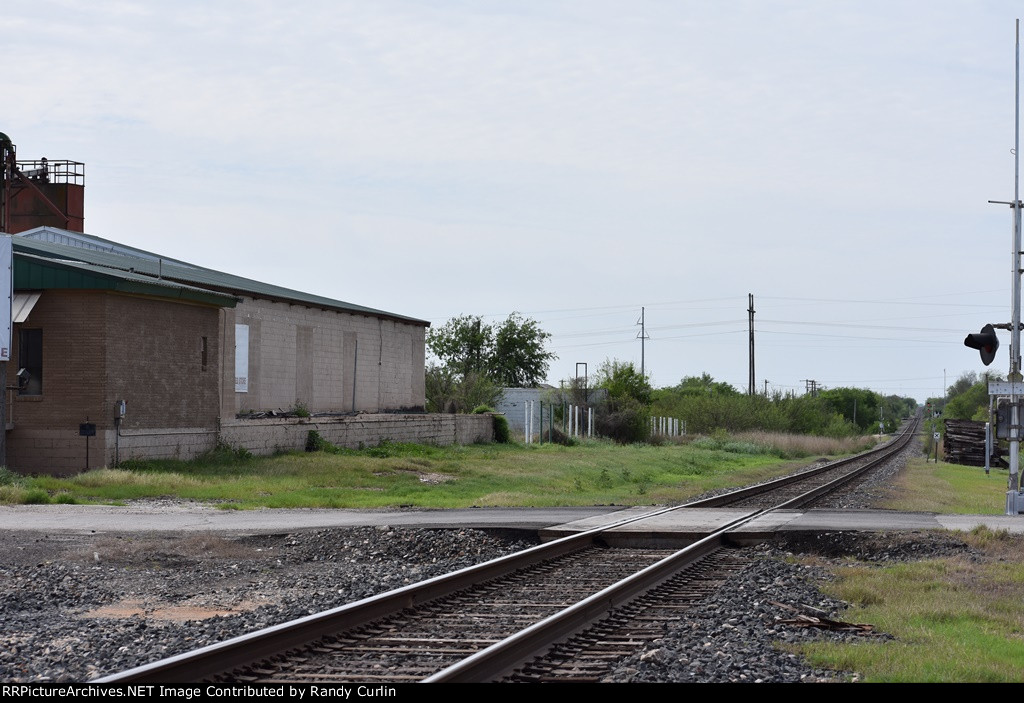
19;413;492;475
106;428;220;467
220;413;493;456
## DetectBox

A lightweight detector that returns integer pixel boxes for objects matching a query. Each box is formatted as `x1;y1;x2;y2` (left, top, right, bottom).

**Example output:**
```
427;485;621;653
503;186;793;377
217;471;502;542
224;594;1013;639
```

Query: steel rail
423;519;745;682
94;503;707;683
773;418;918;511
98;419;918;684
684;418;918;508
424;419;919;682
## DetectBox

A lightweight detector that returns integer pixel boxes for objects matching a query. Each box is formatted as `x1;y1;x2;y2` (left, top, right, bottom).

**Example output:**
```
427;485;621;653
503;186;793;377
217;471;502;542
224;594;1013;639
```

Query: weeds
800;535;1024;682
3;436;842;508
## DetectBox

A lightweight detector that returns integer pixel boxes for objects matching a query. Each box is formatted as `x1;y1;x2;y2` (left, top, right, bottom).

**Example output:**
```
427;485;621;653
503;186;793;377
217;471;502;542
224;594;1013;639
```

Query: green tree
491;313;555;386
424;365;502;413
819;387;879;433
674;373;740;397
946;371;978;399
595;360;652;407
593;360;652;443
943;371;1002;423
425;313;555;413
880;394;917;432
426;315;494;379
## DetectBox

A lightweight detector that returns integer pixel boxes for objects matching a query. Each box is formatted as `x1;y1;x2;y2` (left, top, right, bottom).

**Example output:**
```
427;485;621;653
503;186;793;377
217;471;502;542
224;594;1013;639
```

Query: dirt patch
76;534;262;566
417;472;454;484
83;598;263;622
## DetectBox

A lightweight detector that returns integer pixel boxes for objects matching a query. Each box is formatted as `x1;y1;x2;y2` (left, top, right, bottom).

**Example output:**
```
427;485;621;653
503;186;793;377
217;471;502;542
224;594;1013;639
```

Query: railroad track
685;417;919;509
98;418;918;684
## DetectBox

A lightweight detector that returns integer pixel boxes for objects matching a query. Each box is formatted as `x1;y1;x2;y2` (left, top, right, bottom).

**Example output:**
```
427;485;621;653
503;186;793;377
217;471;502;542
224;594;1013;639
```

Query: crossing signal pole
981;20;1024;515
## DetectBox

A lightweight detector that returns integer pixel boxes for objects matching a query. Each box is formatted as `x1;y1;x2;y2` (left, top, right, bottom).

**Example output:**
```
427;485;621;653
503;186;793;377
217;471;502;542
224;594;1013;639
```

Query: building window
19;329;42;396
201;336;208;372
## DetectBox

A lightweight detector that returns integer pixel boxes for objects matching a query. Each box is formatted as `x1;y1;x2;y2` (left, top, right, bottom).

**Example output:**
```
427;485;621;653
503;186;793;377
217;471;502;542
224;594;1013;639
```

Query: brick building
8;227;434;474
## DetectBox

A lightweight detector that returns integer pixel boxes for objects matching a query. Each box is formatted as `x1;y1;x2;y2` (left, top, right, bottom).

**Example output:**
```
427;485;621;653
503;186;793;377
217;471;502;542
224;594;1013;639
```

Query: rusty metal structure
0;133;84;234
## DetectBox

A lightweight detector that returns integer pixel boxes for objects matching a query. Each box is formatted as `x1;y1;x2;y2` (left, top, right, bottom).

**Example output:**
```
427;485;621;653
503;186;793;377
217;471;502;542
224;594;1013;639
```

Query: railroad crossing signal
964;324;1000;366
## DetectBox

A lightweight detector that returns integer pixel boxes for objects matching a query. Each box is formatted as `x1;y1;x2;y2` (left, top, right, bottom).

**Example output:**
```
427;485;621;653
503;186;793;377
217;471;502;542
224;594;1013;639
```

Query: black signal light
964;324;1000;366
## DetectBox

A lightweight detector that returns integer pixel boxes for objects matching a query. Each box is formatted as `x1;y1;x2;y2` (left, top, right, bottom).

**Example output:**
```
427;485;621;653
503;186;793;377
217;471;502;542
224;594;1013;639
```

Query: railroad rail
97;419;918;684
685;416;919;509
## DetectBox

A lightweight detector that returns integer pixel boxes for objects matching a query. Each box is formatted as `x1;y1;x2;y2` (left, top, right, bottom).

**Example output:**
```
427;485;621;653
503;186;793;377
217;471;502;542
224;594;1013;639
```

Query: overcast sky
6;1;1024;401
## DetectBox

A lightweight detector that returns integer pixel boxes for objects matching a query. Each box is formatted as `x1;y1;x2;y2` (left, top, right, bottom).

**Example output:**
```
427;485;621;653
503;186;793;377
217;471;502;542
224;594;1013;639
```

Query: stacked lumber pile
943;418;1006;467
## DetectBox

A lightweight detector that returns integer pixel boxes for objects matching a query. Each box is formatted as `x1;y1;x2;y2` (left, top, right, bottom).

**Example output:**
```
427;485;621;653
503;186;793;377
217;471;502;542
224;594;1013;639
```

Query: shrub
492;415;511;443
596;406;650;444
547;427;577;446
472;405;511;444
306;430;333;452
721;441;761;454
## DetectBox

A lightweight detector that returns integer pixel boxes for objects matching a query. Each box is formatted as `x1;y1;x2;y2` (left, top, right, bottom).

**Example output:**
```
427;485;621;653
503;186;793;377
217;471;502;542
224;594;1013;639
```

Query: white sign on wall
0;235;11;361
235;323;249;392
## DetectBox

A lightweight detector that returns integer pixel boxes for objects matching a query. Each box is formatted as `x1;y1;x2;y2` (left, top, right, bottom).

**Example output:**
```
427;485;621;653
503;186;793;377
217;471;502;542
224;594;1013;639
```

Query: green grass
796;528;1024;682
7;437;862;509
879;457;1009;514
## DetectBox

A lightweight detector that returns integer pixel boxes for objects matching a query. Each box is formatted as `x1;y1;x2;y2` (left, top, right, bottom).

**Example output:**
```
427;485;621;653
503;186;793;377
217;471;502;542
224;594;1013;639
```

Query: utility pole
803;379;818;397
636;307;649;378
764;379;769;396
747;293;755;395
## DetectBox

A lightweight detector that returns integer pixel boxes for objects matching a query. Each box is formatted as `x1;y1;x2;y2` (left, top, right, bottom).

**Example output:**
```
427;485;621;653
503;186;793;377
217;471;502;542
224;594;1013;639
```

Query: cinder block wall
14;413;492;475
225;299;426;417
104;427;219;465
220;413;493;456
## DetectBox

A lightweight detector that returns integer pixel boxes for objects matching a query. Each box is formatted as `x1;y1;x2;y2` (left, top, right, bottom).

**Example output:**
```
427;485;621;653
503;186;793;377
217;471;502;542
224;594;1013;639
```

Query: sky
5;1;1023;402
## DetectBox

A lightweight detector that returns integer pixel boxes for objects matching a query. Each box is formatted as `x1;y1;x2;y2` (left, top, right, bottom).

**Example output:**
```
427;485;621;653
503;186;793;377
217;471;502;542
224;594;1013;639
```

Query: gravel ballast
0;437;992;684
0;526;536;682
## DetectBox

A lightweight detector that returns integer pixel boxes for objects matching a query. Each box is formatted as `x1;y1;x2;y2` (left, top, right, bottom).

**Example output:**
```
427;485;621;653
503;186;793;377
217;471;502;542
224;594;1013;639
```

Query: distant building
496;386;608;438
8;227;431;474
0;138;453;474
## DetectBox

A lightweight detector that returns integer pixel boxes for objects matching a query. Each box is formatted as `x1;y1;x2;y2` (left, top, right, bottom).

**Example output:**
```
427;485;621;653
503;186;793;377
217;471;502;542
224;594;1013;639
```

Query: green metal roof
14;252;239;307
14;227;429;326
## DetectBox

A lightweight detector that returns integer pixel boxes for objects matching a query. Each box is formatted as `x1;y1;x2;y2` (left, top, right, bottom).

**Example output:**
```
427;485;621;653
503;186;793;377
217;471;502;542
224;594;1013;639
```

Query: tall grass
668;431;876;459
731;431;876;458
